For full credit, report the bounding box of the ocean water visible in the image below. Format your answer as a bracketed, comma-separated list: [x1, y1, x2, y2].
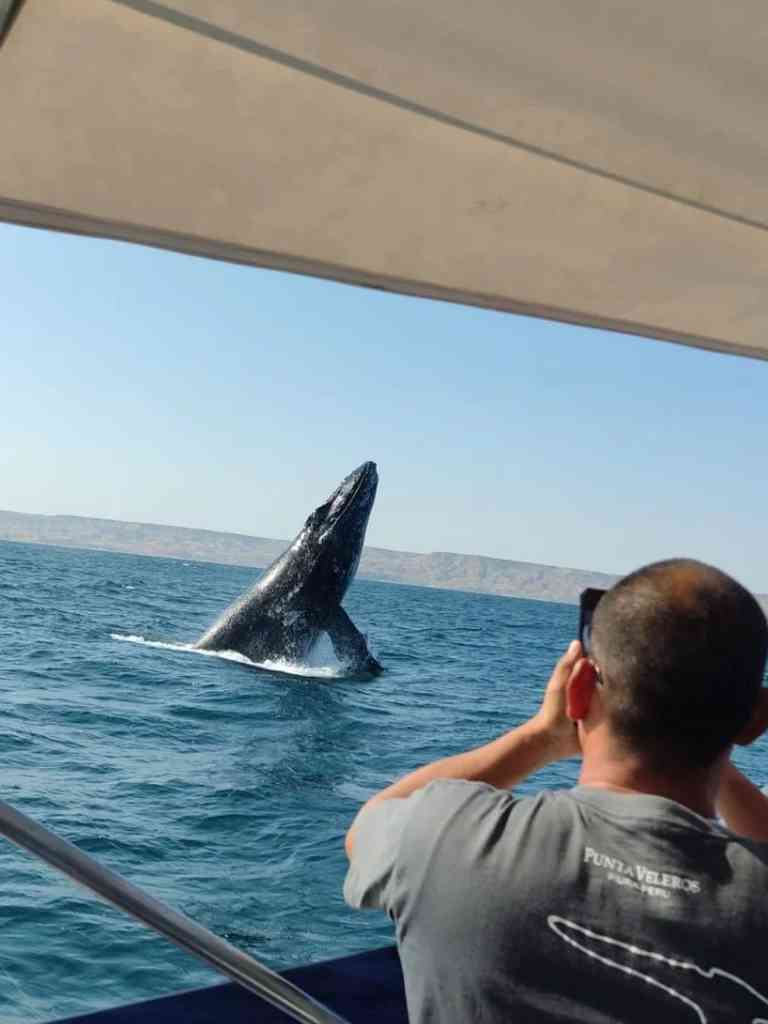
[0, 540, 766, 1023]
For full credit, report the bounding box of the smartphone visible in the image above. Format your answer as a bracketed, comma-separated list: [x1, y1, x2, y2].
[578, 588, 606, 656]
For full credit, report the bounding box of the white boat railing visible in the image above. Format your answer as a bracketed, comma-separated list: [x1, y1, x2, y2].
[0, 798, 351, 1024]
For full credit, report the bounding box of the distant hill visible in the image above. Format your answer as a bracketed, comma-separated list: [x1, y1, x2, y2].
[0, 509, 761, 608]
[358, 547, 617, 604]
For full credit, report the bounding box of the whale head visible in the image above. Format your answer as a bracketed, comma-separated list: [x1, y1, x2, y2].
[300, 460, 378, 603]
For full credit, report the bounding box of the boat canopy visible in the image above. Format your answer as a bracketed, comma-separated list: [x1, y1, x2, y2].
[2, 0, 767, 360]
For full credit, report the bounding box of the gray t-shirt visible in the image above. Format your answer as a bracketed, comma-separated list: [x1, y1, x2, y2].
[344, 780, 768, 1022]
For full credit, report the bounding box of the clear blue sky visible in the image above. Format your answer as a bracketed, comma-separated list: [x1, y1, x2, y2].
[3, 222, 767, 590]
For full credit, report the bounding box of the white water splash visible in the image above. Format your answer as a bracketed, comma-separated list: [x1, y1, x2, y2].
[110, 633, 346, 678]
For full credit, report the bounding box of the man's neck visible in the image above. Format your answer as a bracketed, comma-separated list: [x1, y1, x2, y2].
[578, 751, 722, 819]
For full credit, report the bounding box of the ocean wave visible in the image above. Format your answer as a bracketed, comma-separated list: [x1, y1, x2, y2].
[110, 633, 346, 679]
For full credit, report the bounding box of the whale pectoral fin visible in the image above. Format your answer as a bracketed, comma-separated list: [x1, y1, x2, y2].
[326, 606, 382, 675]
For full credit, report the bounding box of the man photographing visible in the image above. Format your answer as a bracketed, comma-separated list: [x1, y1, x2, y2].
[344, 558, 768, 1022]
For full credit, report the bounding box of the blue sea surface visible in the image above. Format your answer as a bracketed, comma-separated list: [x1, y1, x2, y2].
[0, 539, 766, 1023]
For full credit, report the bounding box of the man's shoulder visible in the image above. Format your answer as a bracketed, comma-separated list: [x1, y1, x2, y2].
[351, 780, 577, 862]
[401, 778, 579, 834]
[415, 777, 574, 807]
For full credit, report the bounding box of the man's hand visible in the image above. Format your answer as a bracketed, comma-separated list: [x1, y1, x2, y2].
[529, 640, 583, 762]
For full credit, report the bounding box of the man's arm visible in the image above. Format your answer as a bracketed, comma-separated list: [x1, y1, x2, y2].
[345, 641, 583, 858]
[716, 761, 768, 841]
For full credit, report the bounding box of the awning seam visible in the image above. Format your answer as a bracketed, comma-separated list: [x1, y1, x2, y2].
[2, 193, 764, 363]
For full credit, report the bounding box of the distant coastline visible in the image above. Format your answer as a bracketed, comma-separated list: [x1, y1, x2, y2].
[1, 509, 763, 609]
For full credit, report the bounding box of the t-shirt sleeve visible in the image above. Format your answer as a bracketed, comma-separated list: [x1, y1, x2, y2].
[343, 780, 513, 914]
[343, 797, 417, 912]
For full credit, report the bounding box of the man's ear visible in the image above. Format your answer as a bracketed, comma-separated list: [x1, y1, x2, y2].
[734, 689, 768, 746]
[566, 658, 600, 721]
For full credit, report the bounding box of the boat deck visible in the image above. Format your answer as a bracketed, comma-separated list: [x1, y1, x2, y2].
[54, 946, 407, 1023]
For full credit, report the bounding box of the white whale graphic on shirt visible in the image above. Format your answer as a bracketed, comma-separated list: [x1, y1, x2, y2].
[548, 915, 768, 1023]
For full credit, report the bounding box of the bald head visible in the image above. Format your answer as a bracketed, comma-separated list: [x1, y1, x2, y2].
[590, 559, 768, 770]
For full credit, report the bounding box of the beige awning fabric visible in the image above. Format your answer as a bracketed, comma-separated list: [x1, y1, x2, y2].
[2, 0, 768, 359]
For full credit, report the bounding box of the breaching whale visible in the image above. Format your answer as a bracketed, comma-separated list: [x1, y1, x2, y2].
[195, 461, 382, 675]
